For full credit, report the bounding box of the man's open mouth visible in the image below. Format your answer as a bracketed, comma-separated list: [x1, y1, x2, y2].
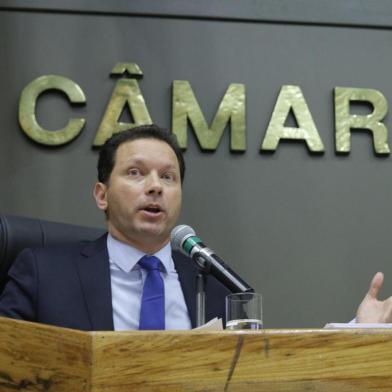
[142, 205, 162, 214]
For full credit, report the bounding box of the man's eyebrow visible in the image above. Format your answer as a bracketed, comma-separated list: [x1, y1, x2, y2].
[123, 158, 178, 170]
[122, 157, 149, 165]
[161, 164, 178, 170]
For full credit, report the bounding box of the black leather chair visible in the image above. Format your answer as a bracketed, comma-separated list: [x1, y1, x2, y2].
[0, 214, 105, 293]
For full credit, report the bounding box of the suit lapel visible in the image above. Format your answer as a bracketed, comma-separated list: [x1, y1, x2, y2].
[173, 251, 198, 328]
[76, 234, 114, 331]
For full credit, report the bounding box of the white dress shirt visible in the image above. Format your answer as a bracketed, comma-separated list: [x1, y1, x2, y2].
[107, 233, 192, 331]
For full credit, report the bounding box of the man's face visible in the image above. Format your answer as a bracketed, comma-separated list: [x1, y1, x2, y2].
[94, 138, 182, 253]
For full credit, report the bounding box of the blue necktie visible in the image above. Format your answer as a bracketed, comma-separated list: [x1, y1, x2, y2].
[138, 255, 165, 330]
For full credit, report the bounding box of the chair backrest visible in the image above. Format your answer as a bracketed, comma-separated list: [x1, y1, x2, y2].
[0, 214, 105, 293]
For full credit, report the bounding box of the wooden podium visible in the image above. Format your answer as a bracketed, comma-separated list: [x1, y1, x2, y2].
[0, 316, 391, 391]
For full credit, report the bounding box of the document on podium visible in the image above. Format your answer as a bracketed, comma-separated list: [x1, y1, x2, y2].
[193, 317, 224, 331]
[325, 323, 392, 329]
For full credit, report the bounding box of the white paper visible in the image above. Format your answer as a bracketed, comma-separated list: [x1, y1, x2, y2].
[193, 317, 223, 331]
[324, 323, 392, 329]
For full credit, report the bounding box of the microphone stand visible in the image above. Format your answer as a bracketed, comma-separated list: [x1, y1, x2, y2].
[196, 272, 207, 327]
[194, 255, 210, 327]
[192, 249, 254, 327]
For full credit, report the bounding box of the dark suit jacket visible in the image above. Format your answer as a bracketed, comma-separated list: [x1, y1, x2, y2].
[0, 234, 230, 330]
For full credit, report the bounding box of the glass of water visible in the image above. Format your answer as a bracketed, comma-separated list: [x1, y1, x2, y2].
[225, 292, 263, 330]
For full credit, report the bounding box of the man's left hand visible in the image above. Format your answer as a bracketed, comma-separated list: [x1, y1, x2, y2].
[356, 272, 392, 323]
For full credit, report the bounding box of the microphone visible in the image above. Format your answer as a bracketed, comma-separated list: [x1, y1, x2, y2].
[171, 225, 254, 293]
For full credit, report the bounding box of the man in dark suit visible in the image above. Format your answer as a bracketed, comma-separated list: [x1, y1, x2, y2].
[0, 125, 230, 331]
[3, 124, 388, 329]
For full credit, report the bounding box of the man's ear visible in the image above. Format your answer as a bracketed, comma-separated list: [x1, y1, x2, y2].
[93, 182, 108, 211]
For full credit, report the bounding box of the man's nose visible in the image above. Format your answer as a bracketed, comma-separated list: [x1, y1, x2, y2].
[146, 172, 163, 195]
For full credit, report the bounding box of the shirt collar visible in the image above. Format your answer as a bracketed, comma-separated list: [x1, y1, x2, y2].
[107, 233, 174, 273]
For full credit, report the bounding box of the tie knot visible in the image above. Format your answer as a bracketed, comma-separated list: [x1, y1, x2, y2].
[138, 255, 161, 271]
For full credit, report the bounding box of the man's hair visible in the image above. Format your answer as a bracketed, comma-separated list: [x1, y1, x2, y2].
[97, 124, 185, 184]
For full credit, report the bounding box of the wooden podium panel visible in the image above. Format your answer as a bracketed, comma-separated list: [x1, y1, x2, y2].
[92, 328, 392, 391]
[0, 317, 392, 391]
[0, 317, 91, 391]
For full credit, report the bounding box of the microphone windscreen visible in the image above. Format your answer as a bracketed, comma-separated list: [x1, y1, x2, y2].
[170, 225, 196, 251]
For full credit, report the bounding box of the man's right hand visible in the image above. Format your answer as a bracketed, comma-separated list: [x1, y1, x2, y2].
[356, 272, 392, 323]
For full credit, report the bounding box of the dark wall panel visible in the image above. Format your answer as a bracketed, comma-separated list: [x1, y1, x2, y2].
[1, 2, 392, 327]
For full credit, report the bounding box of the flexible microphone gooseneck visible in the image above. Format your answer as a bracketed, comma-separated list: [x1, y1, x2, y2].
[171, 225, 254, 293]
